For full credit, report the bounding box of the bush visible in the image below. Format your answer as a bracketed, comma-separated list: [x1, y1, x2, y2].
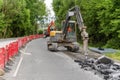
[105, 51, 120, 61]
[38, 29, 43, 34]
[104, 38, 120, 49]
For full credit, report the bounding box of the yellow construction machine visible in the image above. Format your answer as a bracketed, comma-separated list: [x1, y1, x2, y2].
[47, 6, 88, 56]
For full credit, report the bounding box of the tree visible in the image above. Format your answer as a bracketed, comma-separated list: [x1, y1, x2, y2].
[52, 0, 75, 28]
[25, 0, 46, 34]
[0, 0, 5, 38]
[52, 0, 120, 49]
[0, 0, 47, 38]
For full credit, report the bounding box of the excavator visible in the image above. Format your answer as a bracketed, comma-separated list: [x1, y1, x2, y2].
[47, 6, 89, 56]
[44, 21, 55, 37]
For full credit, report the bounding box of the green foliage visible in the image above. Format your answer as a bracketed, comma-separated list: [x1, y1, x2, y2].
[52, 0, 75, 28]
[0, 0, 46, 38]
[25, 0, 46, 34]
[105, 51, 120, 61]
[104, 38, 120, 49]
[38, 29, 43, 34]
[52, 0, 120, 49]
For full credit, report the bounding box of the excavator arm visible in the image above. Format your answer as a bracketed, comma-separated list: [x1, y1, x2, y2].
[47, 21, 55, 35]
[63, 6, 89, 57]
[44, 21, 55, 37]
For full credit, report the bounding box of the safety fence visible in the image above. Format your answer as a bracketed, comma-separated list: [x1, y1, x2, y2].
[0, 34, 44, 75]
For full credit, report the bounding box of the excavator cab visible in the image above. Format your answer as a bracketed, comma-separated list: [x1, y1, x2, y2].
[65, 21, 77, 42]
[61, 20, 77, 42]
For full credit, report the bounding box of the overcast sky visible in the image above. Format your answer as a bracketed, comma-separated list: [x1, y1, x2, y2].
[44, 0, 55, 17]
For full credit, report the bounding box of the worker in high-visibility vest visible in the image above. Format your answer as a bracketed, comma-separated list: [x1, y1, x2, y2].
[67, 26, 72, 32]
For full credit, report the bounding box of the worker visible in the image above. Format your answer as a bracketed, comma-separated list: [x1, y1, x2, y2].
[67, 26, 72, 32]
[67, 26, 73, 38]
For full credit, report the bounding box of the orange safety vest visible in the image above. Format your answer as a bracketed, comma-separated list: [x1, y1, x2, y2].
[67, 27, 72, 32]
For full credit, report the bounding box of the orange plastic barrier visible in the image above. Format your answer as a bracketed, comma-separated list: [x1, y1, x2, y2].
[0, 48, 5, 69]
[0, 34, 43, 72]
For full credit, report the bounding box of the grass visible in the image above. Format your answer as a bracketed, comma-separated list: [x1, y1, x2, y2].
[105, 51, 120, 61]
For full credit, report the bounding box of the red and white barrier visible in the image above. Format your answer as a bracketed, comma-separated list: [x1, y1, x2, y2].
[0, 48, 5, 69]
[0, 34, 43, 75]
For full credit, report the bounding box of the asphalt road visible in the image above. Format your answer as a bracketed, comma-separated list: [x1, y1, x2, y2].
[3, 38, 103, 80]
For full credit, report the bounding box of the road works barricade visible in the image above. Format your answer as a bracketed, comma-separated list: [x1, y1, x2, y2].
[0, 34, 43, 76]
[0, 48, 5, 69]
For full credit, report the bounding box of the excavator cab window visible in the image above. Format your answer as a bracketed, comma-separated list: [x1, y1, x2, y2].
[50, 26, 54, 31]
[66, 21, 76, 41]
[62, 20, 77, 42]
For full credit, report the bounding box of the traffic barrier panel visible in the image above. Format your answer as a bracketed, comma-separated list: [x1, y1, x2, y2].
[7, 43, 12, 60]
[6, 41, 18, 61]
[18, 38, 22, 49]
[5, 45, 9, 64]
[0, 41, 12, 65]
[0, 48, 5, 69]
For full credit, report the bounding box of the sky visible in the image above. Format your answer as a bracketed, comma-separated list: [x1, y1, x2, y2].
[44, 0, 55, 18]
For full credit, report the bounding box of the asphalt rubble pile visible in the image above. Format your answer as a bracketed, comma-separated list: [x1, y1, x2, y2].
[74, 56, 120, 80]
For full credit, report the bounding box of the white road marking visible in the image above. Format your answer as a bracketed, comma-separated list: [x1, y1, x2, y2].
[13, 56, 23, 77]
[19, 50, 24, 53]
[24, 52, 31, 55]
[13, 45, 29, 77]
[24, 46, 27, 51]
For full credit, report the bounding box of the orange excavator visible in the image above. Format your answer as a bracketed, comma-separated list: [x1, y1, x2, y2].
[44, 21, 55, 37]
